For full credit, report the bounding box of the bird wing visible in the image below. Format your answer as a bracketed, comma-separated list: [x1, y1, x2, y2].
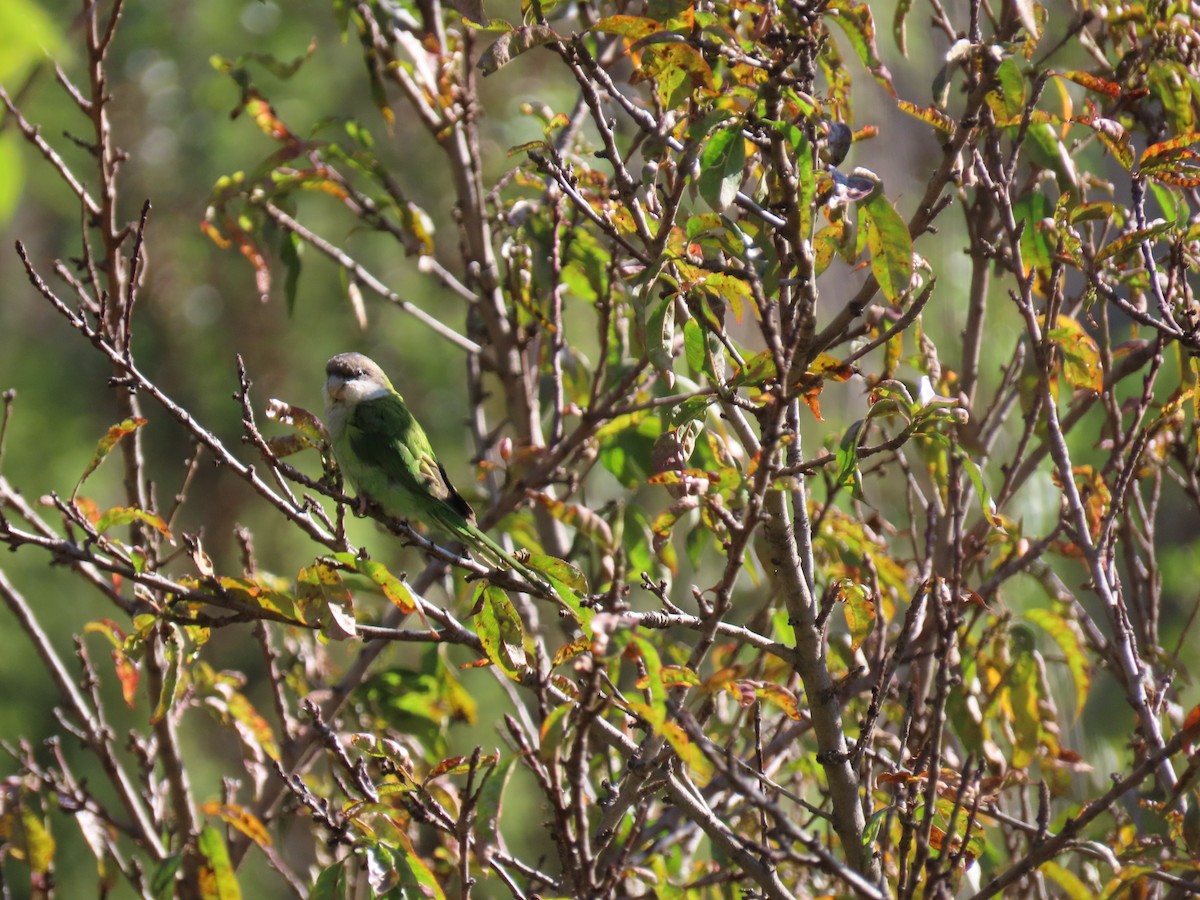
[347, 393, 475, 522]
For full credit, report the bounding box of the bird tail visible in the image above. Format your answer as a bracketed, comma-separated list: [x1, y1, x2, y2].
[462, 520, 553, 594]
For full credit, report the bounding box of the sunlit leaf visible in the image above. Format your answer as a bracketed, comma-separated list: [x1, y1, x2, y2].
[958, 452, 1002, 527]
[896, 100, 956, 134]
[1044, 314, 1102, 393]
[860, 192, 913, 303]
[989, 58, 1026, 120]
[1025, 608, 1090, 721]
[73, 418, 147, 501]
[372, 832, 447, 899]
[835, 419, 866, 499]
[592, 14, 662, 40]
[150, 624, 182, 725]
[528, 554, 589, 593]
[749, 681, 804, 720]
[825, 0, 896, 96]
[18, 802, 55, 876]
[1013, 192, 1053, 287]
[197, 825, 242, 900]
[836, 579, 876, 651]
[1093, 221, 1173, 265]
[699, 126, 746, 212]
[475, 584, 530, 680]
[94, 506, 174, 542]
[1056, 70, 1122, 99]
[1040, 861, 1092, 900]
[1005, 626, 1040, 770]
[637, 664, 700, 690]
[298, 564, 357, 639]
[332, 552, 415, 614]
[200, 803, 272, 850]
[552, 635, 591, 668]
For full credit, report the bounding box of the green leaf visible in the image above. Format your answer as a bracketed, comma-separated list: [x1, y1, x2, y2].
[825, 0, 896, 96]
[836, 579, 876, 651]
[597, 410, 661, 487]
[73, 417, 148, 501]
[990, 57, 1027, 120]
[1006, 626, 1040, 770]
[1094, 221, 1174, 266]
[0, 134, 24, 230]
[638, 42, 714, 107]
[0, 0, 66, 84]
[332, 552, 416, 614]
[150, 624, 182, 725]
[701, 271, 751, 323]
[210, 42, 316, 81]
[475, 585, 530, 680]
[94, 506, 174, 542]
[835, 419, 866, 499]
[860, 192, 913, 303]
[197, 825, 242, 900]
[699, 126, 746, 212]
[1024, 122, 1079, 194]
[1025, 608, 1090, 722]
[629, 700, 714, 786]
[646, 293, 677, 381]
[18, 802, 55, 876]
[592, 15, 662, 40]
[373, 834, 447, 900]
[750, 681, 804, 720]
[683, 316, 708, 375]
[528, 553, 588, 593]
[476, 756, 519, 857]
[152, 854, 186, 899]
[896, 100, 956, 134]
[892, 0, 911, 55]
[1138, 131, 1200, 169]
[957, 452, 1002, 527]
[1040, 861, 1092, 900]
[1045, 314, 1102, 393]
[1013, 192, 1053, 285]
[279, 228, 301, 315]
[297, 563, 357, 640]
[630, 635, 667, 708]
[311, 861, 348, 900]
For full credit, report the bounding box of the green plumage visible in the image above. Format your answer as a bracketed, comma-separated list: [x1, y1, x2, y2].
[324, 353, 545, 592]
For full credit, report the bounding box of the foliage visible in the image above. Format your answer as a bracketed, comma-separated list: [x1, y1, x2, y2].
[3, 0, 1200, 897]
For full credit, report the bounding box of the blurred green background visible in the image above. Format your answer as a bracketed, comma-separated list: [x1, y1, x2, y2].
[3, 0, 1200, 894]
[0, 1, 544, 893]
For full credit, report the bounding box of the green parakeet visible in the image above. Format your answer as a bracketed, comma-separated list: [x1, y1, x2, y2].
[324, 352, 546, 592]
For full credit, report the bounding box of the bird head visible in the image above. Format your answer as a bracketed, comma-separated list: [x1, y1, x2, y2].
[324, 352, 395, 414]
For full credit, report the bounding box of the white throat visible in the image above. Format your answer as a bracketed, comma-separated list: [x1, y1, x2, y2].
[324, 378, 391, 436]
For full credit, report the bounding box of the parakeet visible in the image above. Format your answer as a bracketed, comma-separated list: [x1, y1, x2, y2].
[323, 352, 546, 592]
